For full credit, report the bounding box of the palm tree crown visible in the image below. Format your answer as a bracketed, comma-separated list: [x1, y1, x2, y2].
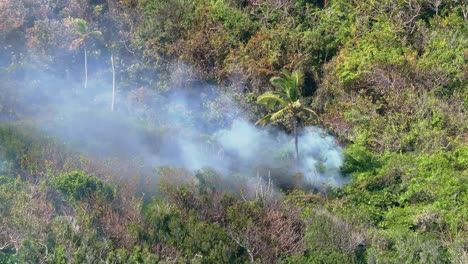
[70, 19, 101, 50]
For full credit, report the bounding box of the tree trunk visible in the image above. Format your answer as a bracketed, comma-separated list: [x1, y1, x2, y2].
[84, 44, 88, 89]
[293, 117, 299, 164]
[111, 54, 115, 112]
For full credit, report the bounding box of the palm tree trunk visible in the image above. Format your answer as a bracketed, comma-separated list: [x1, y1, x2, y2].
[84, 44, 88, 89]
[111, 54, 115, 112]
[293, 117, 299, 164]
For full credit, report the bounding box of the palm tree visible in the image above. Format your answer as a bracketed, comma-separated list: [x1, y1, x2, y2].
[256, 70, 317, 162]
[70, 19, 101, 89]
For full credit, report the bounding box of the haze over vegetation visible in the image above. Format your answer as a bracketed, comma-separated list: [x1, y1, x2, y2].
[0, 0, 466, 263]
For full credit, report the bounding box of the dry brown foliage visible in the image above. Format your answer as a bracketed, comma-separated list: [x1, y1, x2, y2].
[229, 201, 306, 263]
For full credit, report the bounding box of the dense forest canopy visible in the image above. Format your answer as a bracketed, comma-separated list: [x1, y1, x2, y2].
[0, 0, 466, 263]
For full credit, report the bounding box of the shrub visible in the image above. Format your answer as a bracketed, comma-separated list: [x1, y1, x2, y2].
[52, 171, 114, 201]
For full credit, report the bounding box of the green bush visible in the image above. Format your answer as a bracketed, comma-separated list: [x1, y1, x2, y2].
[142, 198, 242, 263]
[52, 171, 114, 201]
[341, 144, 381, 174]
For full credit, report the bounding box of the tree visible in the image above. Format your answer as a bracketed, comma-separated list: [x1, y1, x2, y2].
[0, 0, 25, 33]
[70, 19, 101, 89]
[110, 54, 116, 111]
[256, 70, 317, 162]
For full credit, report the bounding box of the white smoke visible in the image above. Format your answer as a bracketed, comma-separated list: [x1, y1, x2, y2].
[0, 58, 349, 191]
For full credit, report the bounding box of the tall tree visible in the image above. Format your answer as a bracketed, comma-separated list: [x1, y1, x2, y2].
[256, 70, 317, 162]
[70, 19, 101, 89]
[110, 54, 116, 111]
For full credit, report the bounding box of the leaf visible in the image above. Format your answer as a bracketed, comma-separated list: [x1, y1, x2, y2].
[269, 69, 303, 102]
[255, 113, 274, 126]
[302, 107, 317, 117]
[302, 107, 320, 122]
[257, 92, 287, 110]
[89, 30, 102, 37]
[74, 19, 88, 35]
[270, 108, 288, 121]
[270, 76, 287, 92]
[70, 37, 84, 50]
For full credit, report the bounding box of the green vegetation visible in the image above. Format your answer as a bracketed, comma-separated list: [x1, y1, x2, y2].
[0, 0, 466, 263]
[52, 171, 114, 202]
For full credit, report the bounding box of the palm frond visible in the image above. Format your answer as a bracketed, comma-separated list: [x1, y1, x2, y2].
[270, 69, 304, 102]
[89, 30, 102, 37]
[270, 107, 288, 120]
[258, 69, 309, 129]
[74, 19, 88, 35]
[70, 37, 85, 50]
[257, 92, 287, 109]
[302, 107, 318, 118]
[270, 76, 287, 93]
[290, 70, 303, 101]
[255, 113, 274, 126]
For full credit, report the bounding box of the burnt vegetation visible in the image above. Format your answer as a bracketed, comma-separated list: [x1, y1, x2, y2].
[0, 0, 467, 263]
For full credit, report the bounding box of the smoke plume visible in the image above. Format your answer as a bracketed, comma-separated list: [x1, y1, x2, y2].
[0, 57, 348, 191]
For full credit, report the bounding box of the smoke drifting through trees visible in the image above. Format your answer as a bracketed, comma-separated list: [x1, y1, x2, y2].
[0, 57, 347, 191]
